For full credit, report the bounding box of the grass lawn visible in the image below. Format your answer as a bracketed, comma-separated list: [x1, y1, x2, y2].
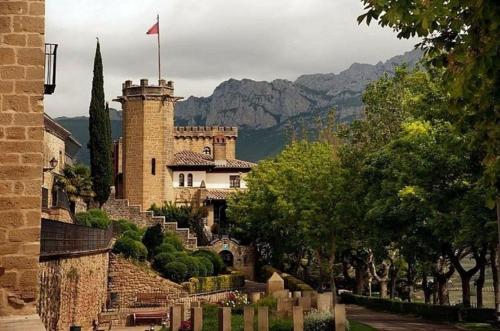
[349, 320, 378, 331]
[457, 323, 499, 331]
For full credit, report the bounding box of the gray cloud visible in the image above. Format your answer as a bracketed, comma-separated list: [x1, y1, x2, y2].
[44, 0, 418, 117]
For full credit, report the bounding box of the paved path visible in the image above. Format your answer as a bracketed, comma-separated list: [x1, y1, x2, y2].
[347, 305, 463, 331]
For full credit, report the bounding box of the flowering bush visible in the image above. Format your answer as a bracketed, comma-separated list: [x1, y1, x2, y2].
[218, 290, 249, 310]
[304, 309, 334, 331]
[179, 320, 192, 331]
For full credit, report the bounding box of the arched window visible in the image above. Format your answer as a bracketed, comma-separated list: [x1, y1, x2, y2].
[151, 158, 156, 175]
[187, 173, 193, 187]
[203, 146, 211, 155]
[179, 174, 184, 187]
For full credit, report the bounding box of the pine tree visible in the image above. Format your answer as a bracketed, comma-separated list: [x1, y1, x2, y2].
[88, 39, 112, 206]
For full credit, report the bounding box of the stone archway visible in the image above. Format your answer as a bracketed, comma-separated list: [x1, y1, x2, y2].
[219, 250, 234, 267]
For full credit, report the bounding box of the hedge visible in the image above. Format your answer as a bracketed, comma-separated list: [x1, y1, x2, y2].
[183, 274, 245, 294]
[261, 265, 314, 293]
[340, 293, 495, 323]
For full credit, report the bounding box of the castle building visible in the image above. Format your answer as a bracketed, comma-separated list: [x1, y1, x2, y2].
[113, 78, 255, 233]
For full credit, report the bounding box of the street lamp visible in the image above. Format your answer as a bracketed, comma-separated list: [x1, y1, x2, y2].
[43, 157, 58, 172]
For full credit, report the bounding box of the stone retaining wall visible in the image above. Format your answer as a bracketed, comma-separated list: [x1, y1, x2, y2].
[38, 251, 109, 331]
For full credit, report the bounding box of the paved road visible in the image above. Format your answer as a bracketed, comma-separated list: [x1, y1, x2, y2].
[347, 305, 464, 331]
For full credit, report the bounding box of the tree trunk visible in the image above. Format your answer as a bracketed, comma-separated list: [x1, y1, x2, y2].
[368, 252, 390, 299]
[354, 264, 367, 295]
[422, 274, 432, 304]
[329, 239, 337, 311]
[389, 265, 399, 299]
[491, 245, 500, 319]
[461, 276, 472, 307]
[476, 260, 485, 308]
[437, 277, 449, 305]
[380, 280, 388, 299]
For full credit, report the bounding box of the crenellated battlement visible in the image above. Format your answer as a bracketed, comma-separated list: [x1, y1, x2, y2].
[116, 78, 179, 99]
[174, 126, 238, 138]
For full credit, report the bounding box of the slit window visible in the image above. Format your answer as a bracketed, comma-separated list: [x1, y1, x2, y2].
[151, 158, 156, 175]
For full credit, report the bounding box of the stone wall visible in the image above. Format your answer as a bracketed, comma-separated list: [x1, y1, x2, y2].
[205, 238, 256, 280]
[38, 251, 109, 331]
[0, 0, 46, 317]
[108, 254, 187, 309]
[173, 126, 237, 159]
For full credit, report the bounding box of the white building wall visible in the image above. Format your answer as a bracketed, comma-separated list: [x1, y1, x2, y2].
[172, 170, 248, 189]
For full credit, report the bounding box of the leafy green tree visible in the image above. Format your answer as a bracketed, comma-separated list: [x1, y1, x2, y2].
[88, 40, 112, 206]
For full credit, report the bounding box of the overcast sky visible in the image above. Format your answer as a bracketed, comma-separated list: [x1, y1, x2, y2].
[44, 0, 417, 118]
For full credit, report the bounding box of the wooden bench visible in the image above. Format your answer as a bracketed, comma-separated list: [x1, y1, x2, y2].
[134, 292, 169, 307]
[132, 311, 168, 326]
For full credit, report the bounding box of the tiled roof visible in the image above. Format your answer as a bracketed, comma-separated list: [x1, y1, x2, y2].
[169, 150, 255, 169]
[206, 189, 239, 200]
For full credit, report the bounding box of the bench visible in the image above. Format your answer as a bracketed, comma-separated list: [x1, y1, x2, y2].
[132, 311, 168, 326]
[134, 292, 169, 307]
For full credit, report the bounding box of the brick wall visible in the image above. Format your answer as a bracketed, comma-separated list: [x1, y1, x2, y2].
[38, 252, 109, 330]
[0, 0, 45, 317]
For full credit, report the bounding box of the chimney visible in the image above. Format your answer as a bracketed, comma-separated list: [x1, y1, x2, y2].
[213, 134, 226, 165]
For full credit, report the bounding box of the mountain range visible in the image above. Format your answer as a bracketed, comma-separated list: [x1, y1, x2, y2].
[55, 49, 422, 164]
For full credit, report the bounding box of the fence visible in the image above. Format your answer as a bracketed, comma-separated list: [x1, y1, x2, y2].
[40, 218, 113, 258]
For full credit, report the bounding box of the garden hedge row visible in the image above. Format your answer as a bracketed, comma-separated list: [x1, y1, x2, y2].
[261, 265, 314, 293]
[340, 293, 495, 323]
[183, 273, 245, 294]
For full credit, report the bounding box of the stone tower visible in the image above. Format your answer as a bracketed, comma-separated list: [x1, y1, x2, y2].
[115, 79, 181, 210]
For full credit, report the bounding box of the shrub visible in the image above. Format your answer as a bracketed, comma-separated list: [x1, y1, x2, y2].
[163, 261, 188, 283]
[185, 273, 245, 294]
[177, 256, 199, 279]
[197, 257, 214, 276]
[254, 295, 277, 311]
[195, 259, 207, 277]
[114, 219, 141, 234]
[304, 310, 334, 331]
[269, 318, 293, 331]
[75, 209, 110, 229]
[113, 237, 148, 261]
[164, 232, 184, 251]
[153, 252, 176, 272]
[156, 242, 177, 254]
[122, 229, 141, 241]
[192, 249, 225, 275]
[142, 224, 164, 259]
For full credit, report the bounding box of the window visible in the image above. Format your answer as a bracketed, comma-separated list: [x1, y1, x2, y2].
[203, 146, 211, 155]
[151, 158, 156, 175]
[179, 174, 184, 187]
[187, 173, 193, 187]
[229, 175, 240, 188]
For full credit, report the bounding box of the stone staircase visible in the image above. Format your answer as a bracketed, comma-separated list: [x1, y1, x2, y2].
[103, 189, 198, 250]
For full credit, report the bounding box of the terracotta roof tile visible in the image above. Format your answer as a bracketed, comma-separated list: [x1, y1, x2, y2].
[206, 189, 239, 200]
[169, 150, 255, 169]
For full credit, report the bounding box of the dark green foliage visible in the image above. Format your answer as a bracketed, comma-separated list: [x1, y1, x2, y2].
[192, 250, 225, 275]
[75, 208, 110, 229]
[54, 163, 94, 207]
[163, 262, 188, 283]
[269, 318, 293, 331]
[303, 310, 334, 331]
[197, 257, 214, 276]
[114, 219, 142, 235]
[142, 224, 164, 259]
[88, 40, 112, 206]
[340, 293, 496, 323]
[152, 252, 176, 273]
[184, 274, 246, 293]
[176, 256, 199, 279]
[156, 242, 176, 254]
[195, 259, 207, 277]
[163, 231, 184, 251]
[113, 236, 148, 261]
[260, 266, 314, 292]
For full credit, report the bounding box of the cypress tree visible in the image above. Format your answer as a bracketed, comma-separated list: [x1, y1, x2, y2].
[88, 39, 112, 206]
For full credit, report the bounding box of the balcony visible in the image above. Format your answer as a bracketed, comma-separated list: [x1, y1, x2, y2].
[44, 43, 58, 94]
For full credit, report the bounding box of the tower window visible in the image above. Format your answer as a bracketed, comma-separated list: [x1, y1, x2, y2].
[179, 174, 184, 187]
[151, 158, 156, 175]
[230, 175, 240, 188]
[187, 173, 193, 187]
[203, 146, 211, 155]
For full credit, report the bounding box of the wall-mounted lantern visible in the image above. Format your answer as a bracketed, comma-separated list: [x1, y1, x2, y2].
[43, 157, 58, 172]
[44, 43, 58, 94]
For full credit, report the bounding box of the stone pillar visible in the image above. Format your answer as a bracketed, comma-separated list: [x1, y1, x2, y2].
[334, 304, 346, 331]
[297, 296, 311, 311]
[244, 306, 254, 331]
[316, 293, 332, 312]
[257, 306, 268, 331]
[218, 307, 231, 331]
[0, 0, 45, 325]
[266, 272, 284, 295]
[249, 292, 261, 303]
[292, 306, 303, 331]
[191, 306, 203, 331]
[170, 305, 182, 331]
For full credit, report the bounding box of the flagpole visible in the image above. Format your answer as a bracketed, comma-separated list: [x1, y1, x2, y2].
[157, 14, 161, 82]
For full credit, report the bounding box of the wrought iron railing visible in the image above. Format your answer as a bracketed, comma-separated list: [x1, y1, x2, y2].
[44, 43, 58, 94]
[40, 219, 113, 257]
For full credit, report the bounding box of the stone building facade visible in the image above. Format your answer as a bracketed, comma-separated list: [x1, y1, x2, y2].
[0, 0, 46, 324]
